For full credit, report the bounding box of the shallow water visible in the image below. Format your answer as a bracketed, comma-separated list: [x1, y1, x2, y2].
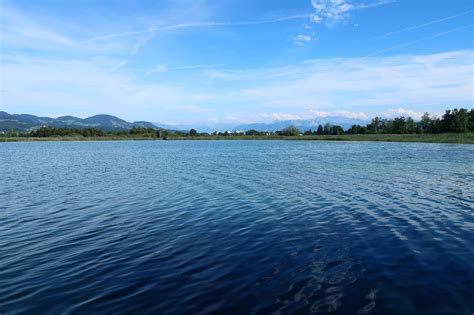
[1, 140, 473, 314]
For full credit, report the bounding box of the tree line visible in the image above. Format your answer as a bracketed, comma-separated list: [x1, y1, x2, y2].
[347, 108, 474, 135]
[283, 108, 474, 136]
[1, 107, 472, 138]
[4, 126, 161, 138]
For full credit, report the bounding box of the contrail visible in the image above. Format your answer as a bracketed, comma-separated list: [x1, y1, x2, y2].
[86, 14, 311, 42]
[365, 10, 474, 41]
[365, 24, 473, 57]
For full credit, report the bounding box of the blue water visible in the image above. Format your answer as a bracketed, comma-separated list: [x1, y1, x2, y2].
[1, 140, 473, 315]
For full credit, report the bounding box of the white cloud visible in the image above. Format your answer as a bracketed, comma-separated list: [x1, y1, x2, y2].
[178, 105, 213, 113]
[382, 108, 425, 119]
[0, 4, 146, 55]
[223, 50, 473, 116]
[85, 15, 311, 43]
[310, 15, 323, 24]
[2, 51, 472, 123]
[204, 69, 243, 80]
[310, 109, 368, 120]
[292, 34, 313, 45]
[311, 0, 353, 25]
[310, 0, 393, 26]
[147, 64, 224, 74]
[225, 115, 240, 122]
[1, 3, 309, 56]
[130, 32, 156, 54]
[0, 5, 77, 51]
[0, 55, 215, 121]
[147, 65, 168, 74]
[260, 113, 301, 121]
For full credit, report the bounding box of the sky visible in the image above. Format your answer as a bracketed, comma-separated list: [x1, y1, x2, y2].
[0, 0, 473, 125]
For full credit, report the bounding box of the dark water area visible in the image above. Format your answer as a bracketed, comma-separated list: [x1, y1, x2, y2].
[1, 140, 473, 315]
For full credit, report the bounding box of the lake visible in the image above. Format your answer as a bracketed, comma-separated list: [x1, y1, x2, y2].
[1, 140, 473, 314]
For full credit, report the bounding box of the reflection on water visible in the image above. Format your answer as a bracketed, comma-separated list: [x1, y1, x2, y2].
[0, 140, 473, 314]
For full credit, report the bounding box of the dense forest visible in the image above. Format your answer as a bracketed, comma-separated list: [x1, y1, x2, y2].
[1, 108, 473, 138]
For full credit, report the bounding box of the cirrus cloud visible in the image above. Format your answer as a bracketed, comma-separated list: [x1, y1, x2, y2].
[310, 0, 394, 26]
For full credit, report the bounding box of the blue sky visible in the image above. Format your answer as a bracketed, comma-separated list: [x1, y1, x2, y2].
[1, 0, 473, 125]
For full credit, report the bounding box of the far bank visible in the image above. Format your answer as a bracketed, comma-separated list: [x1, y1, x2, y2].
[1, 133, 473, 144]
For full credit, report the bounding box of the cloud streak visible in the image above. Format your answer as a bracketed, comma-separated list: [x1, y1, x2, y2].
[0, 5, 77, 51]
[366, 10, 474, 41]
[86, 14, 311, 42]
[366, 24, 474, 57]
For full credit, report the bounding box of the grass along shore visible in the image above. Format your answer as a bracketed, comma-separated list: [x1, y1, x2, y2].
[1, 133, 473, 144]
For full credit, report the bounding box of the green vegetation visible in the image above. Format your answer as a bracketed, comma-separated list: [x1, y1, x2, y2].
[163, 133, 474, 144]
[348, 108, 473, 134]
[2, 133, 473, 143]
[2, 126, 161, 138]
[1, 108, 473, 144]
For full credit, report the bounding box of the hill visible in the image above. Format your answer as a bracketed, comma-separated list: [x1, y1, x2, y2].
[0, 111, 158, 132]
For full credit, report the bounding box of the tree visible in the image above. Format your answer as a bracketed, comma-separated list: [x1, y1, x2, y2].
[441, 110, 455, 132]
[7, 128, 18, 137]
[468, 109, 474, 132]
[391, 117, 406, 134]
[441, 108, 469, 133]
[157, 129, 170, 137]
[368, 117, 383, 133]
[189, 128, 197, 136]
[453, 108, 469, 132]
[405, 117, 415, 134]
[420, 113, 431, 133]
[330, 125, 344, 135]
[322, 123, 329, 135]
[245, 129, 259, 136]
[430, 116, 442, 133]
[316, 125, 324, 135]
[347, 124, 366, 134]
[281, 126, 300, 136]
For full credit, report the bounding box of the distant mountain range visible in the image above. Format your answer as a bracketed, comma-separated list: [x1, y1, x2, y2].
[1, 111, 369, 133]
[153, 117, 369, 133]
[233, 117, 369, 132]
[152, 122, 237, 133]
[0, 111, 157, 132]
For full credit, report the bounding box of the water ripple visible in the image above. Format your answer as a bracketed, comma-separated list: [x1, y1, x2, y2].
[0, 141, 473, 314]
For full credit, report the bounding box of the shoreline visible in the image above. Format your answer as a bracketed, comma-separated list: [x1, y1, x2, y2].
[1, 133, 473, 144]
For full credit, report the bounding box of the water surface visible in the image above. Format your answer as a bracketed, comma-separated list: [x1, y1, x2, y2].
[1, 141, 473, 314]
